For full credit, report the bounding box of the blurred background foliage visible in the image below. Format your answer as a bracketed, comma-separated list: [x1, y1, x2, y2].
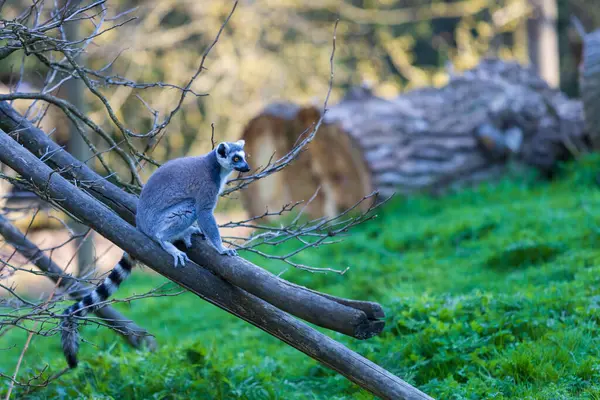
[0, 0, 598, 172]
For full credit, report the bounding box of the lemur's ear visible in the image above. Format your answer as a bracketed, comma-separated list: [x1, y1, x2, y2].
[236, 140, 245, 148]
[217, 142, 228, 158]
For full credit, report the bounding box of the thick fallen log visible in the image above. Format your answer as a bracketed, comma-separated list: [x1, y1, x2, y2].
[0, 129, 433, 400]
[0, 101, 384, 340]
[577, 21, 600, 149]
[241, 104, 374, 219]
[240, 59, 590, 219]
[0, 214, 157, 350]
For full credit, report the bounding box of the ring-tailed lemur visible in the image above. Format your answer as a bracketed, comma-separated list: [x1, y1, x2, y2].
[60, 140, 250, 368]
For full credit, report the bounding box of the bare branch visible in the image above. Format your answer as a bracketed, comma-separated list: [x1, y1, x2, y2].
[0, 213, 157, 348]
[223, 19, 339, 195]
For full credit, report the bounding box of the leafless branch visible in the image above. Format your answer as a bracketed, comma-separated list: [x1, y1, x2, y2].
[222, 19, 340, 196]
[0, 2, 403, 397]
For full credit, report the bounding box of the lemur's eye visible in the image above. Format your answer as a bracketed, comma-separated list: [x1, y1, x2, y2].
[233, 156, 240, 163]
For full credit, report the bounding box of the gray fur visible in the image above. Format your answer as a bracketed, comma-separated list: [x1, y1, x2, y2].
[59, 141, 248, 368]
[136, 140, 249, 265]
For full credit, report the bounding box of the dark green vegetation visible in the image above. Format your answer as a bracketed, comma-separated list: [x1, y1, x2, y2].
[3, 156, 600, 399]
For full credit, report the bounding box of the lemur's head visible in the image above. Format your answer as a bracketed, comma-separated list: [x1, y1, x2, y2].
[216, 140, 250, 173]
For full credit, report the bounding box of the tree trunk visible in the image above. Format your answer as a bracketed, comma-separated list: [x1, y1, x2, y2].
[240, 59, 589, 219]
[64, 16, 96, 278]
[527, 0, 560, 87]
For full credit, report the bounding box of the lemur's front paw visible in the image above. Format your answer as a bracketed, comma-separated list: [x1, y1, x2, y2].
[218, 247, 238, 257]
[171, 249, 190, 267]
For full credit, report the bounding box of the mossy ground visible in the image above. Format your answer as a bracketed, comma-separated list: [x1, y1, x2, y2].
[3, 156, 600, 399]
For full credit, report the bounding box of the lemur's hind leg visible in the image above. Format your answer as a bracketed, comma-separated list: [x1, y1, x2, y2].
[153, 200, 197, 267]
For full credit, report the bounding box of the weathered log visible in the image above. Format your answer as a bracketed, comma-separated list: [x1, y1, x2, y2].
[0, 101, 384, 340]
[0, 129, 433, 400]
[0, 214, 157, 350]
[240, 59, 590, 219]
[242, 102, 374, 219]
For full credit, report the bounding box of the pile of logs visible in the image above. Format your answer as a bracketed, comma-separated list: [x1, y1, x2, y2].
[240, 59, 596, 219]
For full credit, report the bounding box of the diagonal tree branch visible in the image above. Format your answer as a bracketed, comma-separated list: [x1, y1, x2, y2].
[0, 101, 138, 223]
[0, 128, 433, 400]
[0, 101, 385, 339]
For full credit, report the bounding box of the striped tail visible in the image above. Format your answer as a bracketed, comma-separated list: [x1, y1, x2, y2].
[60, 253, 135, 368]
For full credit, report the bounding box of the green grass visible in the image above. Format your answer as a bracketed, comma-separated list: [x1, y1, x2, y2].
[3, 155, 600, 399]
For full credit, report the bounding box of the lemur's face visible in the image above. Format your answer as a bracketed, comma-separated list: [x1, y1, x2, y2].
[216, 140, 250, 173]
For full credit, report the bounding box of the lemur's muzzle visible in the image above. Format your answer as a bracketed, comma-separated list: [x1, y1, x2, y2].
[236, 162, 250, 173]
